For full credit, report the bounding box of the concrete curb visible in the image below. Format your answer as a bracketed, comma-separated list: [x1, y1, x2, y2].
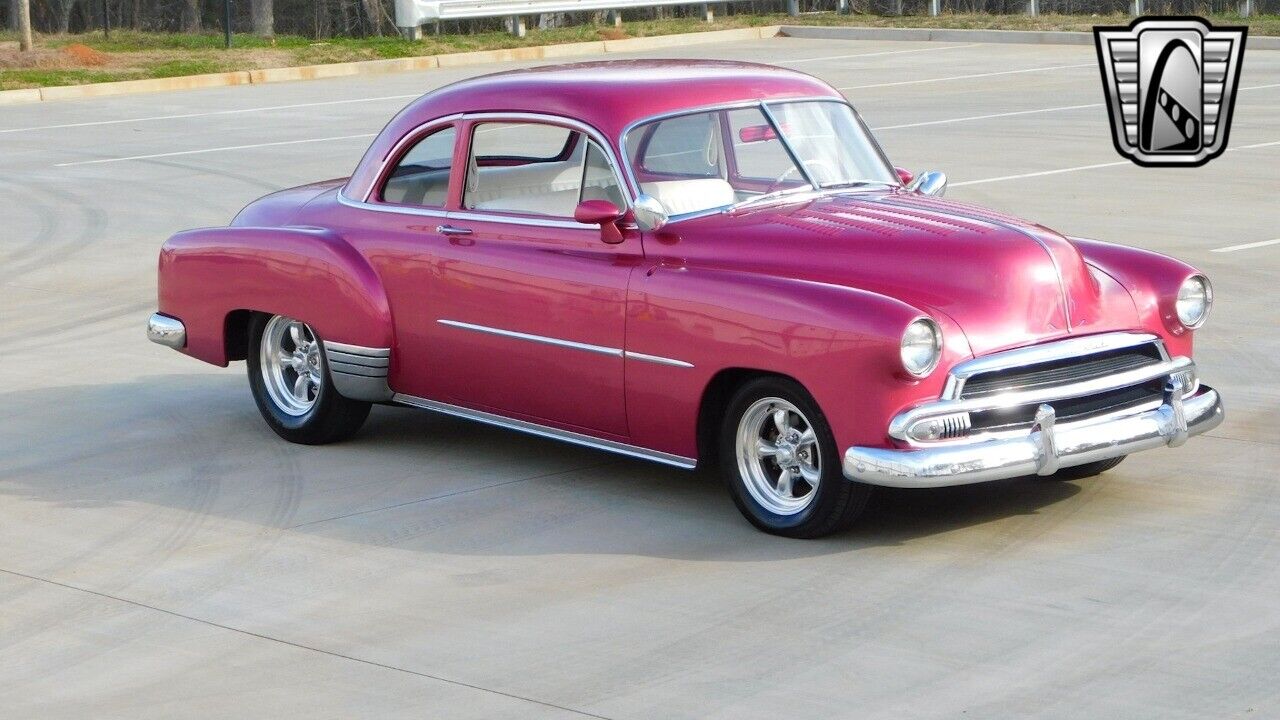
[778, 24, 1280, 50]
[0, 88, 43, 105]
[0, 25, 779, 107]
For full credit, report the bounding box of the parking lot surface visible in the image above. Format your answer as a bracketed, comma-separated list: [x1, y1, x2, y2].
[1, 34, 1277, 719]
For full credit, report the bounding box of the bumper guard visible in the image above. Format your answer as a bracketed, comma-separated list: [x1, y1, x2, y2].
[844, 380, 1223, 488]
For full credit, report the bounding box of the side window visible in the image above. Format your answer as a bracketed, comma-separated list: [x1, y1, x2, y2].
[466, 121, 614, 218]
[580, 141, 625, 208]
[629, 112, 722, 178]
[381, 125, 456, 207]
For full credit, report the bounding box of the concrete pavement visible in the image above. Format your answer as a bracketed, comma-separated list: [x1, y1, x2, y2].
[1, 35, 1278, 719]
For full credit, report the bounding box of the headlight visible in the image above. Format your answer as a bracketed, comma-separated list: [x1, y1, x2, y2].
[1176, 275, 1212, 329]
[901, 318, 942, 377]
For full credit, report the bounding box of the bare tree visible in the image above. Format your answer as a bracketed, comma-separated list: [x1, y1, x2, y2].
[251, 0, 273, 36]
[182, 0, 201, 32]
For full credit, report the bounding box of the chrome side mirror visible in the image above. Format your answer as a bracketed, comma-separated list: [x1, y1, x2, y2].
[632, 193, 669, 231]
[908, 171, 947, 197]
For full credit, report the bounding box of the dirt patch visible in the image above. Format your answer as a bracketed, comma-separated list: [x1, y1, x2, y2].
[63, 43, 110, 66]
[597, 28, 629, 41]
[0, 48, 74, 70]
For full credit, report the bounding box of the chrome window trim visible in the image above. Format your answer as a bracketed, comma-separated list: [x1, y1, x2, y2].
[437, 319, 692, 368]
[460, 112, 632, 220]
[619, 96, 896, 225]
[346, 112, 465, 205]
[448, 211, 589, 231]
[344, 112, 631, 233]
[392, 393, 697, 469]
[337, 191, 448, 218]
[758, 101, 819, 189]
[942, 332, 1165, 399]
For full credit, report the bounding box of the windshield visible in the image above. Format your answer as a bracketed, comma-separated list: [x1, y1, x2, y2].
[624, 100, 896, 218]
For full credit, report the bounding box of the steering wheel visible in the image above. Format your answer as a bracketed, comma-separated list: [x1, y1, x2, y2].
[765, 158, 839, 194]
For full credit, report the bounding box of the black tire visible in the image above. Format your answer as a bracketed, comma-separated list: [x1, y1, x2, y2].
[246, 313, 371, 445]
[1039, 456, 1125, 481]
[720, 376, 871, 538]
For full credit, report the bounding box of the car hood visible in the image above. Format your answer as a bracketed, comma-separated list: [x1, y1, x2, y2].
[673, 191, 1139, 356]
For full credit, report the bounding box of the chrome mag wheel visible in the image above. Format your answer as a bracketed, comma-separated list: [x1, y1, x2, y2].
[736, 397, 822, 516]
[259, 315, 323, 417]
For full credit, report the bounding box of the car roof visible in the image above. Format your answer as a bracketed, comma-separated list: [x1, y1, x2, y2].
[416, 60, 840, 133]
[345, 59, 843, 201]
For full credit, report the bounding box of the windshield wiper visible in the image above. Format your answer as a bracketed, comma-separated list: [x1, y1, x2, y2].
[817, 180, 893, 190]
[730, 186, 815, 211]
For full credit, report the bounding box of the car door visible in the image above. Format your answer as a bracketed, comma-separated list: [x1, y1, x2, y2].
[419, 116, 640, 437]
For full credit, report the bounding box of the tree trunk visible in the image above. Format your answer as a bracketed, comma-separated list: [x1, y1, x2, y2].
[182, 0, 200, 32]
[360, 0, 383, 35]
[250, 0, 272, 36]
[53, 0, 73, 33]
[16, 0, 32, 49]
[6, 0, 17, 30]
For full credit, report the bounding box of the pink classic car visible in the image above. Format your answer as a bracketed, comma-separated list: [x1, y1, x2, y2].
[149, 60, 1223, 537]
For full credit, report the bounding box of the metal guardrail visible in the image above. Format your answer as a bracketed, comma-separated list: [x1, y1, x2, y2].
[395, 0, 1259, 39]
[395, 0, 723, 37]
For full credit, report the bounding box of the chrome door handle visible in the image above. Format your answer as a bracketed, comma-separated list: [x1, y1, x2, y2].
[437, 225, 473, 236]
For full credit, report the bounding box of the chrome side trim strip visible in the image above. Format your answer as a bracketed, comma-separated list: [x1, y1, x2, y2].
[436, 319, 693, 368]
[943, 332, 1163, 399]
[147, 312, 186, 349]
[624, 351, 694, 368]
[392, 393, 697, 469]
[447, 210, 588, 231]
[437, 319, 621, 357]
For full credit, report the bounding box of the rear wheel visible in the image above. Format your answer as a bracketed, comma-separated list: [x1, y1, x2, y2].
[246, 313, 370, 445]
[720, 377, 871, 538]
[1040, 456, 1125, 481]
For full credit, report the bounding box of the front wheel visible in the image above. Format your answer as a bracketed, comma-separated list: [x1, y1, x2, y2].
[246, 313, 370, 445]
[720, 377, 871, 538]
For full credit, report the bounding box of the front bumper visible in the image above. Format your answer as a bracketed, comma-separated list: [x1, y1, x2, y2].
[844, 381, 1223, 488]
[147, 312, 186, 349]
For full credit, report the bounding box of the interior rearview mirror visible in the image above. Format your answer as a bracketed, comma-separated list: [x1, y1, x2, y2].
[908, 171, 947, 197]
[632, 194, 668, 232]
[574, 199, 626, 244]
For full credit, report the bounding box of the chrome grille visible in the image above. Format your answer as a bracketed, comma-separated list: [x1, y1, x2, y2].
[894, 333, 1187, 445]
[959, 343, 1165, 399]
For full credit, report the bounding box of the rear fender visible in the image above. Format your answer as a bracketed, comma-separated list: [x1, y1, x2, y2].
[157, 226, 393, 367]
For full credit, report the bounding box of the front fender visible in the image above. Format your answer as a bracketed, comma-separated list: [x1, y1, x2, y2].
[158, 226, 393, 366]
[626, 267, 971, 459]
[1069, 237, 1202, 358]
